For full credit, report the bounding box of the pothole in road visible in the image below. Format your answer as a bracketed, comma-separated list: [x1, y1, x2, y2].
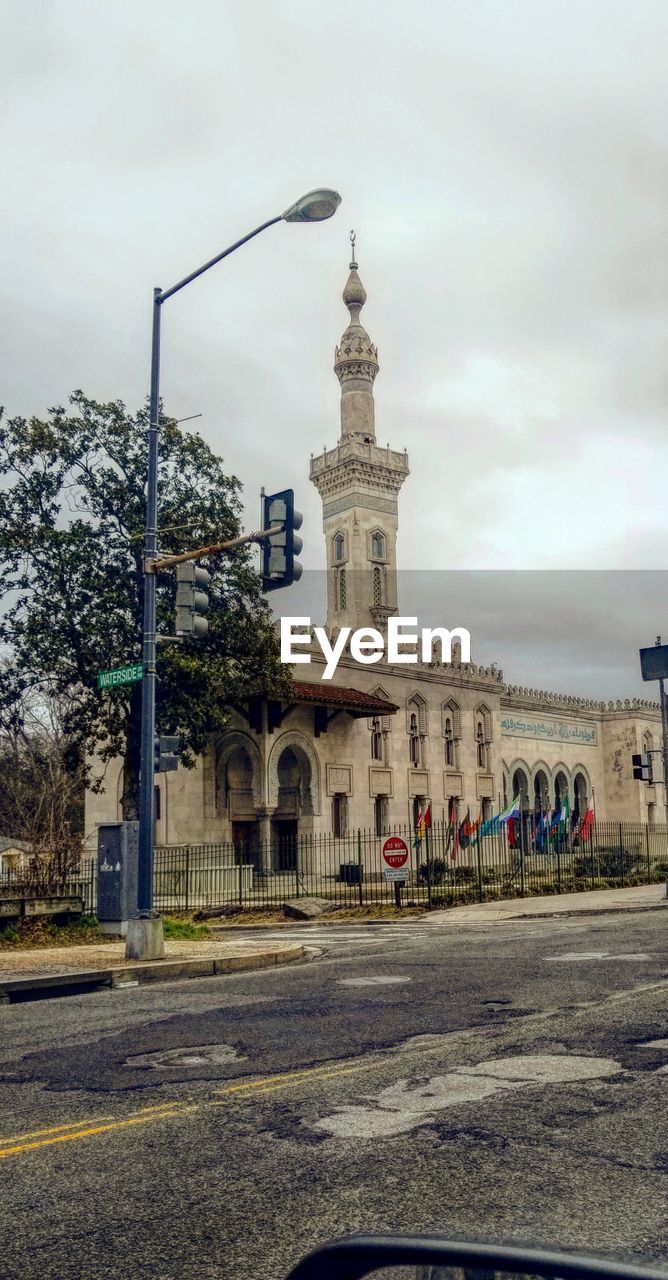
[544, 952, 652, 962]
[337, 976, 411, 987]
[308, 1053, 623, 1139]
[124, 1043, 246, 1070]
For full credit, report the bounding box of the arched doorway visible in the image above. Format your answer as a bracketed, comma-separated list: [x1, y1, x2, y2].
[554, 770, 569, 812]
[273, 747, 302, 870]
[572, 771, 589, 826]
[222, 743, 259, 865]
[533, 769, 549, 816]
[512, 767, 530, 810]
[511, 766, 530, 851]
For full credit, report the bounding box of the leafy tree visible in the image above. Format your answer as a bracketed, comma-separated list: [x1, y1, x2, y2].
[0, 391, 289, 820]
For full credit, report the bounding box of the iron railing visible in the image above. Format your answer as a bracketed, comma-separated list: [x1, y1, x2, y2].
[152, 818, 668, 911]
[1, 819, 666, 917]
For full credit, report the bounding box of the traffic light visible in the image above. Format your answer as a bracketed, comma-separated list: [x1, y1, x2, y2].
[632, 752, 653, 782]
[261, 488, 303, 592]
[175, 562, 210, 638]
[154, 735, 180, 773]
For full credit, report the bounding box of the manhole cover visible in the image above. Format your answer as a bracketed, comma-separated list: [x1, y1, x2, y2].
[125, 1043, 245, 1070]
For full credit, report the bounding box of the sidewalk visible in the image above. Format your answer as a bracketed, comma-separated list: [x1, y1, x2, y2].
[428, 882, 668, 925]
[0, 937, 305, 1004]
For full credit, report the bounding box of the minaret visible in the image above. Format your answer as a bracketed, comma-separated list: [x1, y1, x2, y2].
[310, 234, 410, 632]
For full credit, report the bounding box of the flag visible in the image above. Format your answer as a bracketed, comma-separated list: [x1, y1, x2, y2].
[551, 796, 570, 837]
[458, 809, 472, 850]
[413, 802, 432, 849]
[535, 810, 546, 850]
[478, 797, 519, 840]
[413, 805, 423, 850]
[478, 811, 500, 838]
[498, 794, 521, 823]
[581, 807, 595, 839]
[469, 812, 482, 845]
[575, 807, 595, 840]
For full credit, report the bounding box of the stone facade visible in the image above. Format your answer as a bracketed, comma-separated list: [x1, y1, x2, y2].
[85, 248, 665, 852]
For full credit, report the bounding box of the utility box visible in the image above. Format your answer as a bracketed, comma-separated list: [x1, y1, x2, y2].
[97, 822, 139, 936]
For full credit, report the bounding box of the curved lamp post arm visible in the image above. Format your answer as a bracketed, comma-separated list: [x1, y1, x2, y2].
[160, 215, 282, 304]
[133, 189, 340, 954]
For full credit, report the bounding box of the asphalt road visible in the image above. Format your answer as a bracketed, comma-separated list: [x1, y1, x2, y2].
[0, 911, 666, 1280]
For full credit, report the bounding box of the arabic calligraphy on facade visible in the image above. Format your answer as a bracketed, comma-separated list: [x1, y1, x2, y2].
[501, 716, 598, 745]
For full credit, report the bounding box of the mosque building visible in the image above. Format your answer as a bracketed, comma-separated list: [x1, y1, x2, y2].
[86, 244, 665, 861]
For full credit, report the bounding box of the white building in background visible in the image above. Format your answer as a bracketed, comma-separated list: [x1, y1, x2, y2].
[86, 247, 664, 863]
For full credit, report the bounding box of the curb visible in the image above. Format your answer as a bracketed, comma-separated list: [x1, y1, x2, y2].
[210, 917, 404, 932]
[207, 900, 668, 932]
[0, 944, 304, 1005]
[429, 901, 668, 925]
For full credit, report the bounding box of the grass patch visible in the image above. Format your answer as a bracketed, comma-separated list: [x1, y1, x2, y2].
[162, 915, 211, 941]
[0, 916, 106, 949]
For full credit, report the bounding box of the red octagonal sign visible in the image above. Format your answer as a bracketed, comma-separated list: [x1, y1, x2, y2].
[382, 835, 409, 869]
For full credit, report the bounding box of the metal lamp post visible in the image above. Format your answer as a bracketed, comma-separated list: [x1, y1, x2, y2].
[126, 189, 342, 961]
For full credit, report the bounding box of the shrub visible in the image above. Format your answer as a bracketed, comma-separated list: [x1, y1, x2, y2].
[418, 858, 448, 886]
[573, 847, 643, 880]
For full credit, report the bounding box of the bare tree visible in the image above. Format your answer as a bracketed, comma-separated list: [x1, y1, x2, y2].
[0, 667, 85, 893]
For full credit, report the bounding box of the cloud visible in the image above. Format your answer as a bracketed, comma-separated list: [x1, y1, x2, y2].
[2, 0, 667, 695]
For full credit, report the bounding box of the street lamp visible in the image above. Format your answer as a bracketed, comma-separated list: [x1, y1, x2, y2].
[126, 189, 341, 961]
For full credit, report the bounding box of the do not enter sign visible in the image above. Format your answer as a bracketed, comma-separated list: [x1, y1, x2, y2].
[382, 835, 409, 881]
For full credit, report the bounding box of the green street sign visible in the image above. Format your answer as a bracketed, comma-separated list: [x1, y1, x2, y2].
[97, 662, 144, 691]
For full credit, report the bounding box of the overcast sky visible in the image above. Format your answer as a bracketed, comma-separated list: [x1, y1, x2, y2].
[2, 0, 668, 697]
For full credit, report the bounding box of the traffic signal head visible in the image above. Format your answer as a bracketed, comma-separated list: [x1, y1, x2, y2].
[261, 488, 303, 592]
[175, 562, 210, 638]
[632, 752, 653, 782]
[154, 735, 180, 773]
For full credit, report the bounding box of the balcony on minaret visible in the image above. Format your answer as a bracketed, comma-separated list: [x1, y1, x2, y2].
[309, 440, 409, 499]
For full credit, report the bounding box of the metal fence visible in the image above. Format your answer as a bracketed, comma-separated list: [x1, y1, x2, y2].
[2, 819, 667, 917]
[0, 863, 98, 914]
[150, 820, 668, 911]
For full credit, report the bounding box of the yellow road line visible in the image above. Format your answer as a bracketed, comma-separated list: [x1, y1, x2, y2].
[0, 1059, 374, 1160]
[215, 1060, 374, 1096]
[0, 1116, 116, 1146]
[221, 1059, 371, 1100]
[0, 1106, 191, 1160]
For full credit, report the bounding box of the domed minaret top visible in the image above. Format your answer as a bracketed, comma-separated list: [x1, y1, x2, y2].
[334, 231, 379, 443]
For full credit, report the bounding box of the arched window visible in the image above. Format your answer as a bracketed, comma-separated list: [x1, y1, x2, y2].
[444, 716, 454, 766]
[442, 699, 461, 768]
[407, 694, 427, 767]
[370, 716, 384, 762]
[474, 703, 492, 770]
[409, 713, 421, 767]
[371, 531, 386, 560]
[372, 566, 383, 605]
[333, 533, 345, 563]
